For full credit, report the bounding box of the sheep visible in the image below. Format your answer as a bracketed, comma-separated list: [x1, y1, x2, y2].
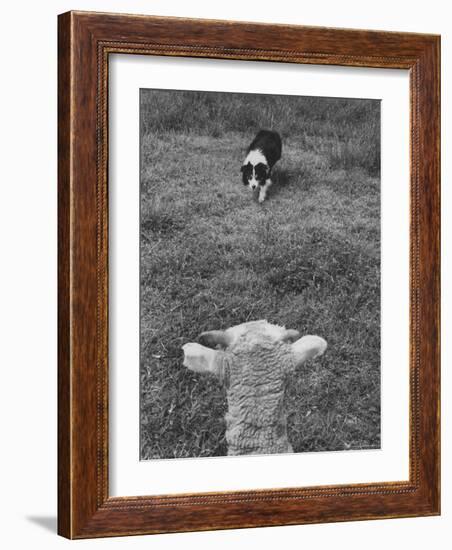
[182, 320, 327, 456]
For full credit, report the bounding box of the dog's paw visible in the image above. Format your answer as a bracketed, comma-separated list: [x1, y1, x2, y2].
[258, 195, 266, 203]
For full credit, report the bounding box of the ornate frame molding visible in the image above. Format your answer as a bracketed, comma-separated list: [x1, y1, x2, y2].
[58, 11, 440, 538]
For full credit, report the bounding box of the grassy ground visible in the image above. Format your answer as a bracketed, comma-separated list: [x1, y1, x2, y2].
[140, 90, 380, 459]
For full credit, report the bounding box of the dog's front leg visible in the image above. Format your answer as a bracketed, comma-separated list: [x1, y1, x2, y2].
[258, 179, 272, 203]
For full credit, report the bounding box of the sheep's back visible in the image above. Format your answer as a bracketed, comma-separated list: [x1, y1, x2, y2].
[224, 339, 294, 455]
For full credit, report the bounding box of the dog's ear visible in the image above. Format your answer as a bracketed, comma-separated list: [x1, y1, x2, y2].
[241, 164, 249, 186]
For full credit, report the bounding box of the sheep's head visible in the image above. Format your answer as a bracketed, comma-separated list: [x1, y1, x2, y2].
[182, 320, 327, 455]
[182, 320, 327, 382]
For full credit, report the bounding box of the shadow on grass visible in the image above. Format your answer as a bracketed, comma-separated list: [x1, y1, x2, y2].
[264, 168, 290, 201]
[273, 167, 290, 187]
[270, 166, 315, 200]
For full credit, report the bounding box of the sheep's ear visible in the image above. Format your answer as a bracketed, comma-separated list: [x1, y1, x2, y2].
[199, 330, 231, 349]
[182, 343, 223, 376]
[291, 335, 327, 368]
[280, 329, 300, 343]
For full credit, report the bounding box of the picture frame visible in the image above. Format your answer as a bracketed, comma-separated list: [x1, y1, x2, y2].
[58, 10, 440, 539]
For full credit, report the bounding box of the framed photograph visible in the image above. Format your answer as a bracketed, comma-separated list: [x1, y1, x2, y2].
[58, 11, 440, 539]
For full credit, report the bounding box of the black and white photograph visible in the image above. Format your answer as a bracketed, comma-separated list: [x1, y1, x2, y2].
[139, 88, 381, 460]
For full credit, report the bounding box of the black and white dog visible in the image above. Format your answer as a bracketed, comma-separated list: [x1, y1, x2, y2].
[241, 130, 282, 203]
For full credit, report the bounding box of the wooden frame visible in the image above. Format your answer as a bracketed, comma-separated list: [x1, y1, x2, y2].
[58, 10, 440, 539]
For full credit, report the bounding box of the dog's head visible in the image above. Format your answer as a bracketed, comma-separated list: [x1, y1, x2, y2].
[241, 162, 269, 190]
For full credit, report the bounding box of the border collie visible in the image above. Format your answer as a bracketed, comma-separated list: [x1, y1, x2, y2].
[241, 130, 282, 202]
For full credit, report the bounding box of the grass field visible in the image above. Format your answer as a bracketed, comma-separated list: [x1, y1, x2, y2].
[140, 89, 381, 459]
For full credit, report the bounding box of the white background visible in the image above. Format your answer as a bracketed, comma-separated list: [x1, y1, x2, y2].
[0, 1, 449, 549]
[110, 56, 409, 496]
